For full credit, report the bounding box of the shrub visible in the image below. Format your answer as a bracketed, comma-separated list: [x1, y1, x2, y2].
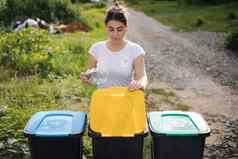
[1, 0, 79, 25]
[194, 17, 205, 27]
[93, 1, 107, 8]
[225, 28, 238, 52]
[177, 0, 192, 6]
[227, 12, 237, 20]
[0, 28, 89, 77]
[201, 0, 236, 5]
[0, 28, 50, 75]
[177, 0, 236, 5]
[0, 0, 6, 24]
[71, 0, 91, 3]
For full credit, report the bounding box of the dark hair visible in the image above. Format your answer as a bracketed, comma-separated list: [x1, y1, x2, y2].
[104, 1, 128, 26]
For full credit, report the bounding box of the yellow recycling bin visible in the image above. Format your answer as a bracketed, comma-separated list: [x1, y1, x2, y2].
[88, 87, 147, 159]
[89, 87, 146, 136]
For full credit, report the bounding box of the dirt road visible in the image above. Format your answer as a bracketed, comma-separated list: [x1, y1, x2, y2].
[126, 8, 238, 158]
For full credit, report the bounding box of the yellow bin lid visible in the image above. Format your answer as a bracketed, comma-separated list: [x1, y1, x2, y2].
[89, 87, 146, 137]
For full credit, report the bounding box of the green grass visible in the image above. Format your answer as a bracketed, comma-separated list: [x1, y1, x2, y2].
[124, 0, 238, 32]
[0, 2, 106, 158]
[143, 136, 152, 159]
[0, 74, 96, 158]
[146, 87, 191, 111]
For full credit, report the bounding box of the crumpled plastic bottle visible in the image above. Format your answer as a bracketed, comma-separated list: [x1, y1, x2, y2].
[82, 68, 97, 85]
[83, 67, 109, 86]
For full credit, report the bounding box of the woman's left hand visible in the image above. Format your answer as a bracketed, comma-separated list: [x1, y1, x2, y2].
[128, 80, 142, 91]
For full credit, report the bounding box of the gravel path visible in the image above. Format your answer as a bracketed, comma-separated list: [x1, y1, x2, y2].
[126, 8, 238, 159]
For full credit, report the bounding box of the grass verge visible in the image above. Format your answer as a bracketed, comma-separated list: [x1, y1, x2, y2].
[124, 0, 238, 32]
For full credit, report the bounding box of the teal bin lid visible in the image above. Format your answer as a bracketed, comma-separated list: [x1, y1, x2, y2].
[24, 111, 86, 137]
[147, 111, 210, 136]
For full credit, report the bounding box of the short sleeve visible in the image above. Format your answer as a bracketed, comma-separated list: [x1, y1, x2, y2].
[133, 44, 146, 59]
[89, 43, 98, 59]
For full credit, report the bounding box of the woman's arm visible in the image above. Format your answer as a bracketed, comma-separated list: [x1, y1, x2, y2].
[80, 54, 97, 84]
[87, 54, 97, 69]
[128, 55, 148, 91]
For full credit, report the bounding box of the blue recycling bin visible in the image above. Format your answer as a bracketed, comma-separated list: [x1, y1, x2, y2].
[24, 111, 87, 159]
[148, 111, 210, 159]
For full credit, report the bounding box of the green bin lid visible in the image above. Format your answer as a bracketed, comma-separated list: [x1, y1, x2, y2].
[147, 111, 210, 136]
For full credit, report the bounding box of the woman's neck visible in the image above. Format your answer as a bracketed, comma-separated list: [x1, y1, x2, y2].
[107, 39, 127, 52]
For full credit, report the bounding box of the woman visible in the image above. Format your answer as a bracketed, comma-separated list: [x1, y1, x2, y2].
[80, 2, 148, 91]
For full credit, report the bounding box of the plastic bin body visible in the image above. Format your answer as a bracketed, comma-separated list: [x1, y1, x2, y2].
[24, 111, 86, 159]
[148, 111, 210, 159]
[151, 135, 206, 159]
[28, 136, 83, 159]
[89, 131, 145, 159]
[89, 87, 147, 159]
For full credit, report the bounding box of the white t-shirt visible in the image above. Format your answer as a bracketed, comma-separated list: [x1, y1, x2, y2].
[89, 40, 146, 88]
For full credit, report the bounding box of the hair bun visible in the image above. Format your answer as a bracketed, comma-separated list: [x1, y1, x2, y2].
[113, 0, 120, 7]
[105, 1, 128, 25]
[114, 1, 120, 7]
[109, 1, 127, 13]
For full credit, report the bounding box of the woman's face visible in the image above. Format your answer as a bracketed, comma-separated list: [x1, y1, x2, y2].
[106, 20, 128, 42]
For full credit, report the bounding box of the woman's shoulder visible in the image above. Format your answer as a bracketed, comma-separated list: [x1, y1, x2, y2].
[126, 40, 145, 55]
[89, 41, 107, 57]
[126, 40, 144, 49]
